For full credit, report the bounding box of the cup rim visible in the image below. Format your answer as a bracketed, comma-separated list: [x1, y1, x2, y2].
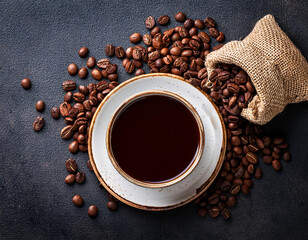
[106, 90, 205, 188]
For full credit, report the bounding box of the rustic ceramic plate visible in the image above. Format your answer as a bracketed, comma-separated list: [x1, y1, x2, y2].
[88, 73, 226, 211]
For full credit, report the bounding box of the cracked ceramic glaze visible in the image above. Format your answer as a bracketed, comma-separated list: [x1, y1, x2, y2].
[88, 73, 226, 211]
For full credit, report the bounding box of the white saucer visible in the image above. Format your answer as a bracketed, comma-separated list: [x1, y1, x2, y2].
[88, 73, 226, 211]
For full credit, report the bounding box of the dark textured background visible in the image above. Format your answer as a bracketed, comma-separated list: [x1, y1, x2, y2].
[0, 0, 308, 239]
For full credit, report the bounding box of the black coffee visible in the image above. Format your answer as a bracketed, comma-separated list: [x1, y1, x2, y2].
[110, 94, 200, 183]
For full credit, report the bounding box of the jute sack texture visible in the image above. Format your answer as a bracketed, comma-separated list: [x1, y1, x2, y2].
[206, 14, 308, 125]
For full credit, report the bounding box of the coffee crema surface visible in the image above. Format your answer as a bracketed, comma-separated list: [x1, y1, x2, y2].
[110, 95, 200, 183]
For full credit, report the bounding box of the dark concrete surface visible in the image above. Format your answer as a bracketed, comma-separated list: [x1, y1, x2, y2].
[0, 0, 308, 239]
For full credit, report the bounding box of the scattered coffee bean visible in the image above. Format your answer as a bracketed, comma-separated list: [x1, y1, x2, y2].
[62, 80, 76, 91]
[68, 63, 78, 76]
[115, 46, 125, 58]
[129, 33, 142, 44]
[51, 107, 60, 119]
[78, 67, 88, 79]
[283, 151, 291, 162]
[79, 47, 89, 58]
[175, 12, 186, 22]
[91, 69, 103, 81]
[135, 69, 145, 76]
[87, 57, 96, 68]
[33, 116, 44, 132]
[88, 205, 98, 218]
[69, 141, 79, 154]
[209, 207, 220, 218]
[197, 208, 207, 217]
[204, 17, 216, 28]
[272, 159, 282, 171]
[145, 16, 155, 29]
[158, 15, 170, 25]
[105, 44, 115, 57]
[76, 172, 85, 184]
[87, 160, 93, 172]
[66, 158, 78, 173]
[72, 195, 84, 207]
[107, 200, 118, 211]
[21, 78, 31, 89]
[221, 208, 231, 220]
[65, 174, 75, 185]
[36, 100, 45, 112]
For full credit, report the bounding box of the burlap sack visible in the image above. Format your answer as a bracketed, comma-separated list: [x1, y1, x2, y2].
[206, 14, 308, 125]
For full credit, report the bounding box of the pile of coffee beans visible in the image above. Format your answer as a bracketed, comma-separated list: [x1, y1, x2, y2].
[22, 11, 291, 220]
[192, 63, 291, 219]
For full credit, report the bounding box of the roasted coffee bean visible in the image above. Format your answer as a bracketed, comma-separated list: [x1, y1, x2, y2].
[72, 195, 84, 207]
[106, 64, 117, 74]
[33, 116, 44, 132]
[65, 117, 74, 125]
[106, 82, 118, 90]
[198, 31, 210, 43]
[78, 85, 89, 96]
[97, 58, 110, 69]
[208, 193, 219, 205]
[184, 18, 194, 29]
[194, 19, 205, 29]
[51, 107, 60, 119]
[91, 69, 103, 80]
[62, 80, 76, 91]
[105, 44, 115, 56]
[68, 63, 78, 76]
[66, 158, 78, 173]
[273, 137, 284, 145]
[21, 78, 31, 89]
[107, 200, 118, 211]
[221, 180, 231, 191]
[87, 160, 93, 172]
[79, 144, 88, 152]
[272, 151, 280, 160]
[209, 207, 220, 218]
[151, 27, 161, 37]
[64, 91, 73, 102]
[115, 46, 125, 58]
[221, 208, 231, 220]
[125, 60, 135, 73]
[135, 69, 145, 76]
[78, 67, 88, 79]
[69, 141, 79, 154]
[234, 166, 244, 178]
[88, 205, 98, 218]
[130, 33, 142, 44]
[35, 100, 45, 112]
[179, 27, 189, 38]
[96, 80, 108, 92]
[175, 12, 186, 22]
[87, 57, 96, 68]
[272, 159, 282, 171]
[246, 152, 258, 164]
[226, 196, 237, 208]
[241, 184, 250, 194]
[204, 17, 216, 28]
[197, 208, 207, 217]
[158, 15, 169, 25]
[283, 151, 291, 162]
[132, 48, 142, 60]
[61, 125, 73, 139]
[65, 174, 75, 185]
[59, 102, 72, 117]
[77, 134, 86, 145]
[74, 103, 85, 113]
[73, 92, 85, 102]
[145, 16, 155, 29]
[254, 167, 262, 179]
[76, 171, 85, 184]
[79, 47, 89, 58]
[143, 34, 152, 46]
[217, 32, 225, 42]
[230, 184, 241, 195]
